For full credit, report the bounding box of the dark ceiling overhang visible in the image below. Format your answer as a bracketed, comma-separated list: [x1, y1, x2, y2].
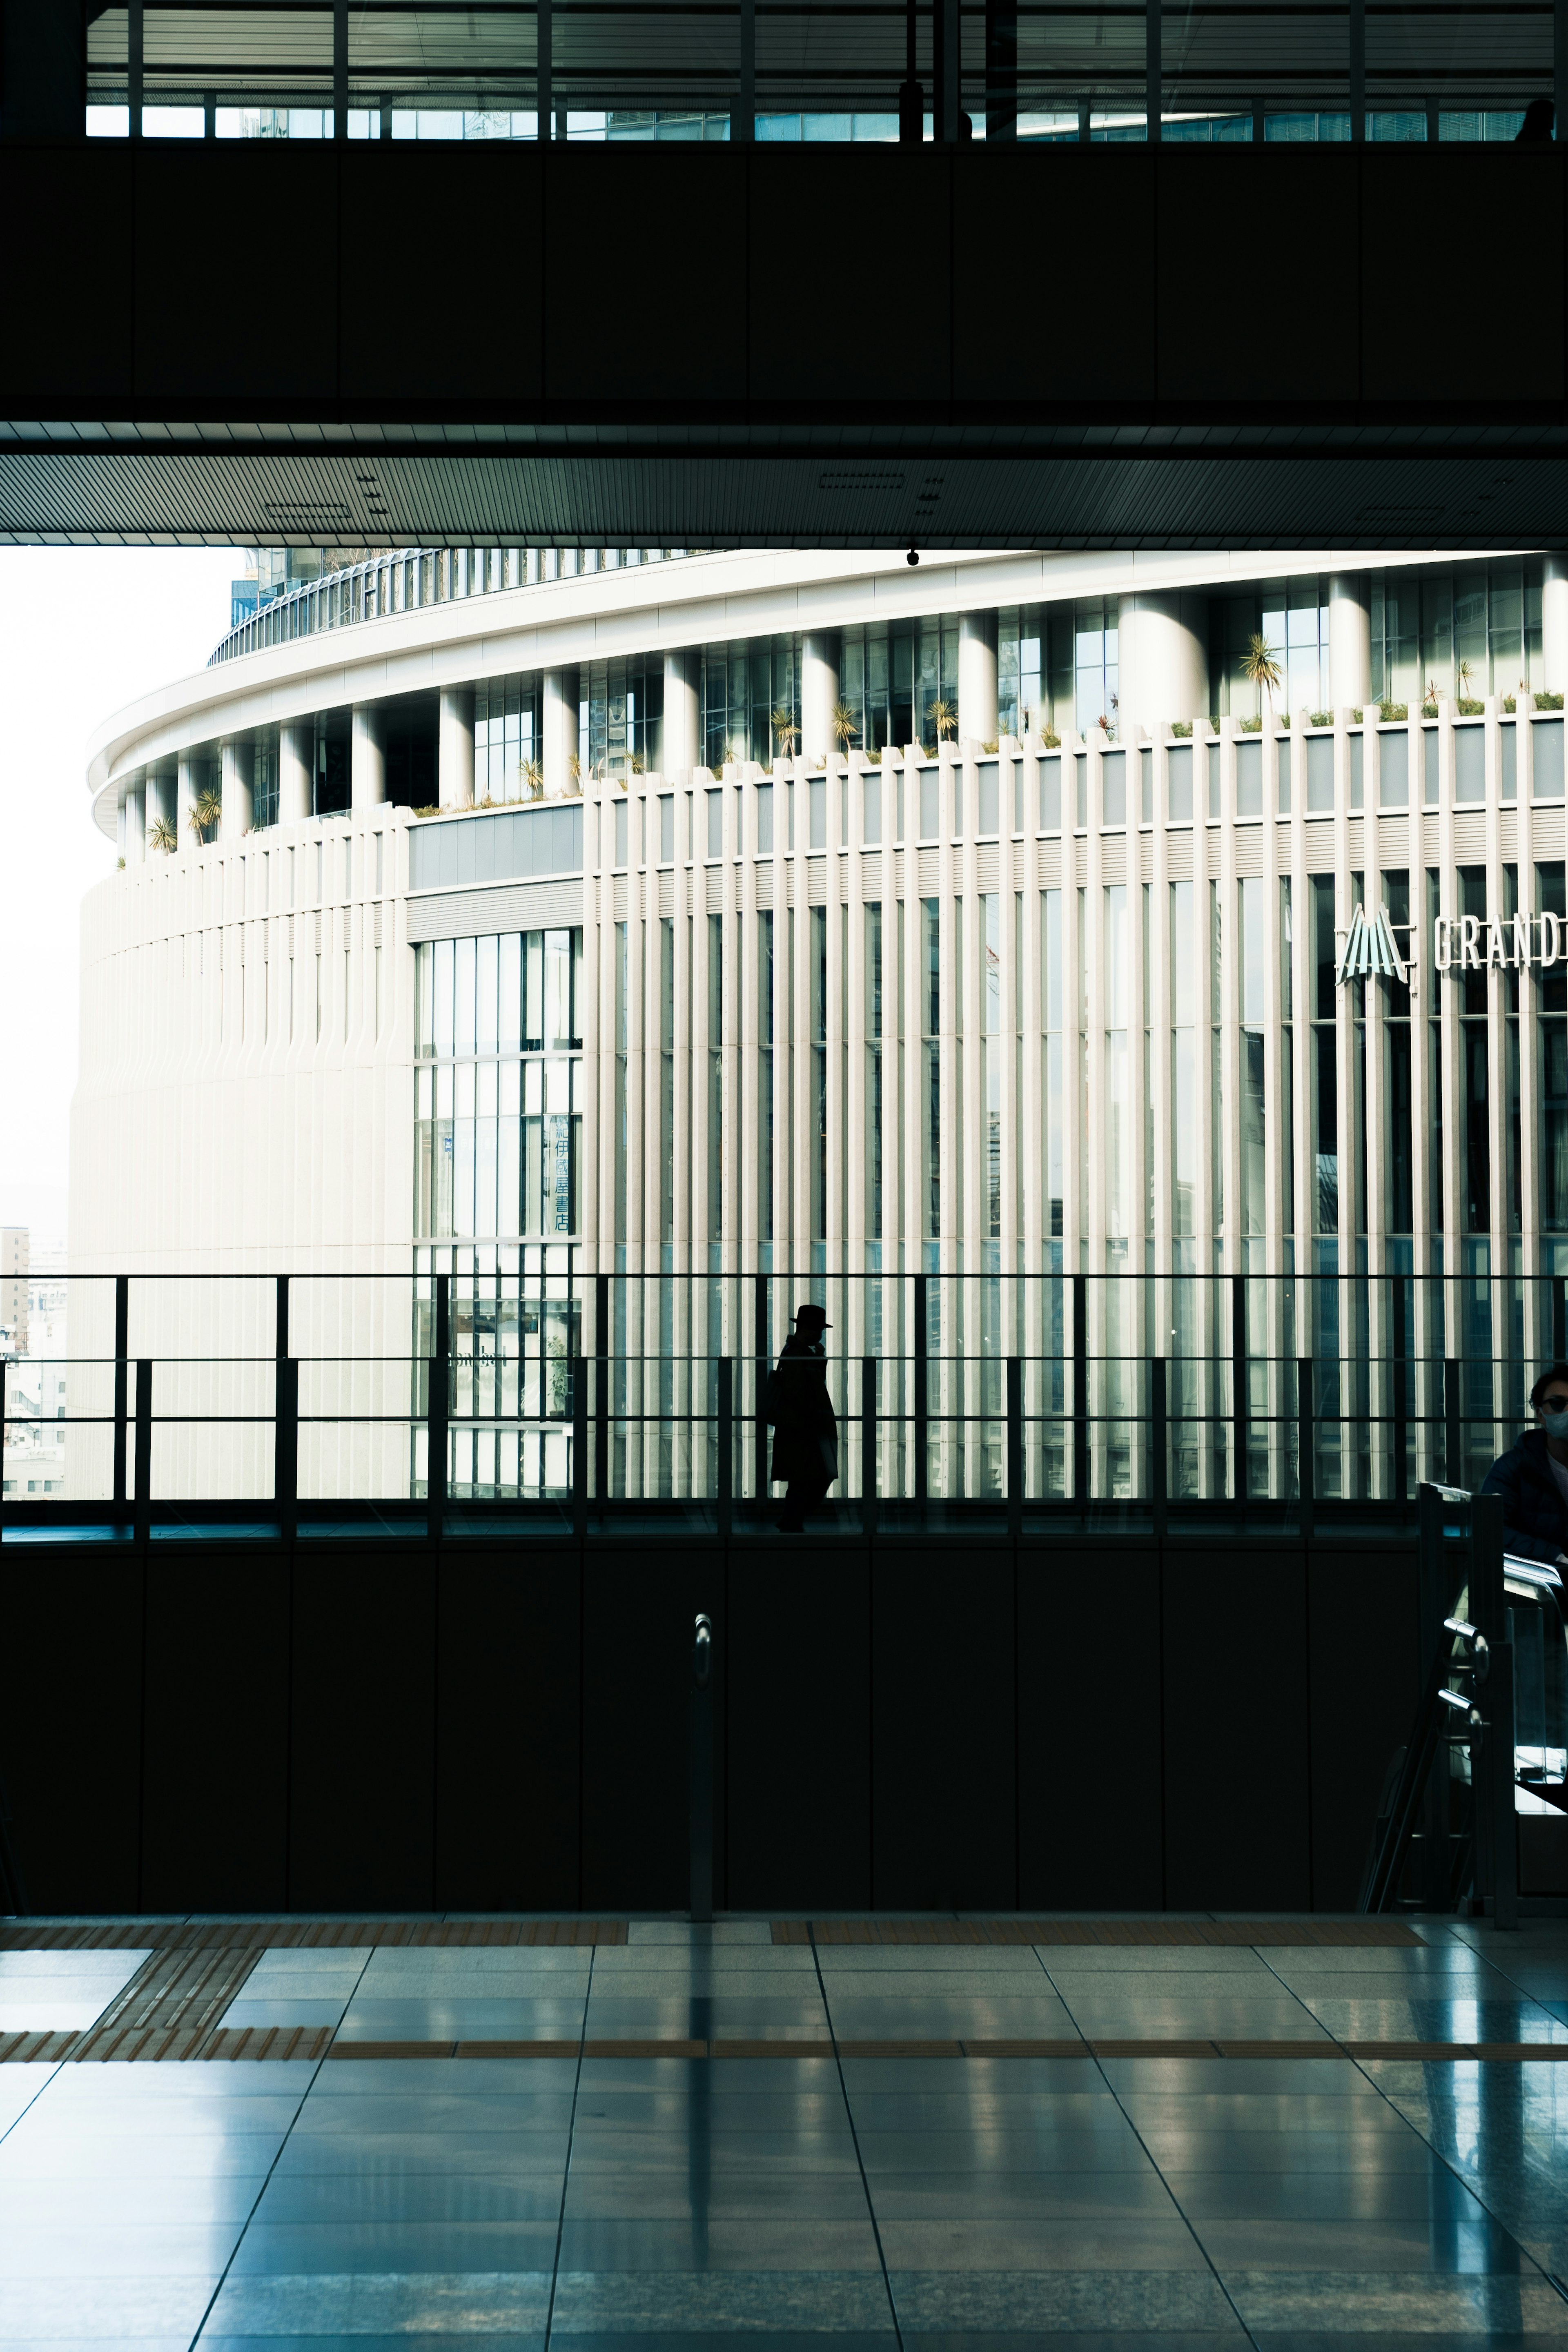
[4, 140, 1566, 548]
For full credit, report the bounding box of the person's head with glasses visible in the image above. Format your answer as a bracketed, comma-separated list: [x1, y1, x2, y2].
[1532, 1363, 1568, 1458]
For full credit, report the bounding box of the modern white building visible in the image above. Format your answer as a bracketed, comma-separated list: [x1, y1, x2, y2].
[70, 544, 1568, 1503]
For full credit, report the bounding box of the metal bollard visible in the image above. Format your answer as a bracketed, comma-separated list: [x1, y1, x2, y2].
[690, 1612, 714, 1923]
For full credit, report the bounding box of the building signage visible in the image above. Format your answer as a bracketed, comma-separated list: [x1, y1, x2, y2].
[1335, 904, 1408, 987]
[1337, 902, 1566, 984]
[1433, 911, 1563, 971]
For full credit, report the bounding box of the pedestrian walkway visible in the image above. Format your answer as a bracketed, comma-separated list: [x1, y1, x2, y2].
[1, 1915, 1566, 2346]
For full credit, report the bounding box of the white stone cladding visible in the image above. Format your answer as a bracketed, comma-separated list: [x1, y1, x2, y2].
[69, 544, 1568, 1504]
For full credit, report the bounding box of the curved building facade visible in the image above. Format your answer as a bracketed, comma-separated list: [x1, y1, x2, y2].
[73, 543, 1568, 1500]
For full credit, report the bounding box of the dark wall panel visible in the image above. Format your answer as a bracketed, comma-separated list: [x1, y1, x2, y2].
[872, 1541, 1016, 1909]
[751, 149, 952, 406]
[546, 149, 744, 406]
[1361, 152, 1564, 407]
[140, 1550, 290, 1912]
[341, 145, 543, 404]
[727, 1537, 871, 1910]
[0, 146, 134, 402]
[1018, 1543, 1163, 1910]
[1156, 151, 1359, 406]
[1307, 1542, 1419, 1910]
[955, 149, 1156, 404]
[436, 1548, 581, 1910]
[134, 146, 339, 399]
[288, 1548, 438, 1911]
[1162, 1543, 1312, 1912]
[580, 1544, 727, 1911]
[0, 1554, 142, 1913]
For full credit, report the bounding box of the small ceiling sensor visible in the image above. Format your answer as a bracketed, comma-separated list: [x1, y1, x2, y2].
[907, 547, 920, 567]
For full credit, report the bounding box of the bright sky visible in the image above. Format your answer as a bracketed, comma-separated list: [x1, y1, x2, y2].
[0, 548, 242, 1249]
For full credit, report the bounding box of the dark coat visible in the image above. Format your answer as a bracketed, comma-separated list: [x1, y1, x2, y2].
[764, 1338, 838, 1484]
[1479, 1428, 1568, 1568]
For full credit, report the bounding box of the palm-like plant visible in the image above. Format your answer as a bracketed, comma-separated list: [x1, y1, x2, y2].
[1458, 657, 1474, 699]
[1241, 634, 1283, 727]
[830, 700, 859, 753]
[191, 785, 223, 844]
[928, 696, 956, 742]
[772, 706, 798, 757]
[147, 814, 177, 853]
[520, 757, 543, 798]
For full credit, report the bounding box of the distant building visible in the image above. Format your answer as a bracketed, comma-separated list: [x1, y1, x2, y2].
[0, 1228, 27, 1359]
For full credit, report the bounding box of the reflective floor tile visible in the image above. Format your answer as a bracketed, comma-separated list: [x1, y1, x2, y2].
[271, 2133, 570, 2181]
[1095, 2058, 1379, 2097]
[0, 2066, 58, 2136]
[1193, 2216, 1524, 2272]
[205, 2270, 552, 2336]
[0, 2274, 220, 2336]
[866, 2174, 1183, 2222]
[548, 2269, 893, 2330]
[1219, 2269, 1568, 2336]
[1128, 2131, 1448, 2174]
[876, 2216, 1209, 2271]
[252, 2174, 567, 2225]
[334, 1999, 588, 2040]
[311, 2058, 581, 2095]
[554, 2217, 883, 2271]
[227, 2221, 560, 2274]
[220, 2000, 354, 2031]
[855, 2129, 1157, 2175]
[291, 2092, 575, 2133]
[1158, 2167, 1494, 2221]
[1116, 2092, 1417, 2130]
[886, 2268, 1245, 2333]
[1296, 1998, 1568, 2042]
[0, 1950, 152, 2033]
[0, 2222, 241, 2275]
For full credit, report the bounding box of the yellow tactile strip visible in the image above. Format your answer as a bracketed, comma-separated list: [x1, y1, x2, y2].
[775, 1918, 1425, 1948]
[0, 1919, 625, 1954]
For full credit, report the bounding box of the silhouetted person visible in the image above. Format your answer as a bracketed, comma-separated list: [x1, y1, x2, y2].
[764, 1303, 837, 1533]
[1517, 99, 1555, 143]
[1481, 1361, 1568, 1567]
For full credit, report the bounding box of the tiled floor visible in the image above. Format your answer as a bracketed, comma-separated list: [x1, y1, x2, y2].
[1, 1920, 1568, 2347]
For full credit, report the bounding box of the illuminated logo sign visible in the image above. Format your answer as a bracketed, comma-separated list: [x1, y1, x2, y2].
[1434, 911, 1564, 971]
[1335, 904, 1409, 987]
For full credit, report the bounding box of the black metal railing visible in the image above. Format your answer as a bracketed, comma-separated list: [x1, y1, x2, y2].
[2, 1267, 1561, 1533]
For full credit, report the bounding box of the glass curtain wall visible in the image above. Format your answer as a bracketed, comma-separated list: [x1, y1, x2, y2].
[412, 929, 585, 1500]
[1371, 561, 1546, 707]
[701, 636, 802, 771]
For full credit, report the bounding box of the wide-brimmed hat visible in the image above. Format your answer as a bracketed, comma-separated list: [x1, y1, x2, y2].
[793, 1303, 831, 1330]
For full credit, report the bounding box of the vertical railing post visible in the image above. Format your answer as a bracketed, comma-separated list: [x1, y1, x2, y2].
[1417, 1480, 1451, 1910]
[112, 1273, 129, 1510]
[1445, 1356, 1462, 1490]
[690, 1611, 714, 1924]
[717, 1356, 733, 1541]
[862, 1355, 878, 1541]
[1392, 1273, 1408, 1508]
[134, 1359, 153, 1547]
[913, 1272, 929, 1509]
[572, 1354, 587, 1541]
[1232, 1272, 1247, 1506]
[595, 1270, 609, 1512]
[1297, 1355, 1314, 1542]
[274, 1274, 296, 1542]
[1006, 1356, 1022, 1540]
[1072, 1271, 1089, 1512]
[428, 1270, 450, 1545]
[755, 1274, 769, 1506]
[1469, 1491, 1517, 1929]
[1152, 1354, 1168, 1542]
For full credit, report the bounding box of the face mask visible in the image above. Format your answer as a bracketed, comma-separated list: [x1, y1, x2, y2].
[1542, 1410, 1568, 1441]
